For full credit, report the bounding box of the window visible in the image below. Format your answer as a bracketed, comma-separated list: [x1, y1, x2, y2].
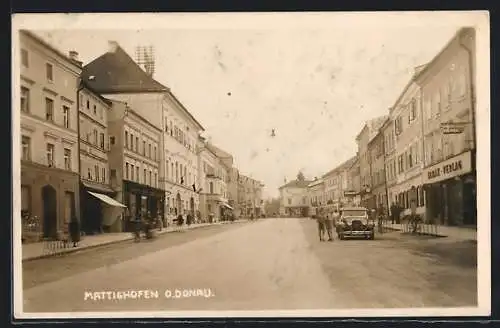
[136, 167, 139, 182]
[63, 106, 70, 128]
[46, 63, 53, 81]
[144, 169, 147, 183]
[135, 137, 139, 152]
[21, 185, 31, 213]
[130, 134, 134, 150]
[46, 143, 54, 167]
[86, 100, 90, 109]
[143, 141, 146, 155]
[209, 182, 214, 194]
[409, 99, 417, 122]
[154, 146, 157, 160]
[166, 161, 169, 180]
[100, 133, 105, 149]
[125, 131, 129, 148]
[21, 49, 29, 67]
[93, 129, 98, 145]
[110, 136, 115, 145]
[149, 171, 152, 185]
[407, 149, 413, 169]
[95, 165, 100, 181]
[21, 136, 31, 161]
[433, 91, 441, 117]
[169, 122, 173, 136]
[45, 98, 54, 121]
[395, 116, 403, 135]
[102, 168, 106, 182]
[397, 155, 403, 173]
[148, 144, 151, 158]
[154, 173, 157, 187]
[125, 163, 129, 179]
[131, 164, 135, 181]
[93, 104, 97, 115]
[88, 168, 92, 179]
[64, 148, 71, 170]
[99, 107, 103, 119]
[21, 87, 30, 113]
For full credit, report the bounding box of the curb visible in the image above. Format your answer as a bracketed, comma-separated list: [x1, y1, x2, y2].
[22, 221, 247, 262]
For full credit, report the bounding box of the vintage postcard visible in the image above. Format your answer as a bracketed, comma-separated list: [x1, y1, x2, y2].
[11, 11, 490, 319]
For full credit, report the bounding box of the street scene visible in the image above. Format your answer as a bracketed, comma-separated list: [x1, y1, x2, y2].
[23, 219, 476, 312]
[13, 12, 488, 317]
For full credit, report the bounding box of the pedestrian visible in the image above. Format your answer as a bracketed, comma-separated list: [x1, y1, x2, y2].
[332, 208, 341, 238]
[325, 213, 334, 241]
[69, 216, 80, 247]
[316, 212, 326, 242]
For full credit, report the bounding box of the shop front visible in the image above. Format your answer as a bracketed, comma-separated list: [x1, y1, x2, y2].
[80, 180, 126, 234]
[423, 150, 476, 226]
[123, 180, 165, 232]
[21, 161, 80, 242]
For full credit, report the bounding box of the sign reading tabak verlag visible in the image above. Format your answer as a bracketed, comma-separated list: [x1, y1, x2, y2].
[423, 151, 472, 184]
[440, 121, 468, 135]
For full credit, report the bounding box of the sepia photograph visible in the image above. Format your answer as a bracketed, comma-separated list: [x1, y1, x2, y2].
[12, 11, 490, 319]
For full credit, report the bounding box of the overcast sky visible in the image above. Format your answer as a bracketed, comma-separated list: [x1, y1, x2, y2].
[26, 13, 474, 198]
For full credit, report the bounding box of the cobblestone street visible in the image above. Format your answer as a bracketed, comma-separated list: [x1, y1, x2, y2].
[22, 218, 477, 313]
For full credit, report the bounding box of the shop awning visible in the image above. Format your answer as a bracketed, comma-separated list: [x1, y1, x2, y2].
[88, 191, 127, 208]
[222, 203, 233, 210]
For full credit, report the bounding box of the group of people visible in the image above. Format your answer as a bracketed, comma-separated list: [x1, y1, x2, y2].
[315, 209, 341, 242]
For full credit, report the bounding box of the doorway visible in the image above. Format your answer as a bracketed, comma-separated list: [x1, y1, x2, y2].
[190, 197, 195, 216]
[176, 193, 182, 215]
[42, 185, 57, 239]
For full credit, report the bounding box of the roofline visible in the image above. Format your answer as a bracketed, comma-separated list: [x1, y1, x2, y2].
[413, 27, 472, 82]
[95, 89, 168, 94]
[322, 156, 358, 177]
[367, 121, 387, 146]
[81, 80, 112, 106]
[20, 30, 82, 71]
[166, 91, 205, 132]
[355, 123, 368, 142]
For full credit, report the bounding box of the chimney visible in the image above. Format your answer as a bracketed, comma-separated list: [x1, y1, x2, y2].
[69, 51, 79, 61]
[108, 41, 119, 53]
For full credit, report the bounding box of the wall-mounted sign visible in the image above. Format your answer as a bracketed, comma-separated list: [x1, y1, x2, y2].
[343, 190, 358, 197]
[423, 151, 472, 184]
[440, 122, 468, 135]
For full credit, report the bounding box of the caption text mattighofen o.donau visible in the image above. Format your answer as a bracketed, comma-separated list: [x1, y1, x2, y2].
[84, 289, 215, 301]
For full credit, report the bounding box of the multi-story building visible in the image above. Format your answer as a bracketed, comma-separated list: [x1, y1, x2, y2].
[78, 83, 118, 234]
[82, 41, 168, 226]
[19, 30, 81, 240]
[163, 91, 205, 220]
[355, 116, 387, 209]
[227, 167, 240, 217]
[367, 126, 388, 213]
[322, 156, 358, 211]
[238, 174, 264, 217]
[197, 140, 232, 222]
[388, 68, 426, 219]
[381, 116, 397, 210]
[307, 178, 325, 216]
[345, 155, 362, 206]
[107, 100, 164, 232]
[415, 27, 477, 227]
[278, 179, 311, 217]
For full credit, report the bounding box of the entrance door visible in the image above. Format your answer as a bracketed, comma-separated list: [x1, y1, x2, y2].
[42, 185, 57, 239]
[176, 193, 182, 215]
[190, 197, 195, 216]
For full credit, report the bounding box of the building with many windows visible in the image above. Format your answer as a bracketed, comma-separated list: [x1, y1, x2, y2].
[238, 174, 264, 218]
[278, 179, 311, 217]
[78, 83, 118, 234]
[82, 41, 168, 228]
[307, 178, 325, 217]
[367, 126, 388, 214]
[416, 27, 477, 227]
[107, 100, 164, 232]
[387, 69, 426, 219]
[322, 156, 358, 211]
[345, 156, 362, 206]
[19, 30, 81, 240]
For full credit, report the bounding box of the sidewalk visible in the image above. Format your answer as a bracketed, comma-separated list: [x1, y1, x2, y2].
[22, 220, 247, 262]
[385, 222, 477, 242]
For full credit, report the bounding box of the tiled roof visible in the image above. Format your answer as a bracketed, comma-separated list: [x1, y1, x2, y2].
[279, 180, 313, 189]
[82, 42, 168, 94]
[322, 155, 358, 177]
[206, 143, 233, 160]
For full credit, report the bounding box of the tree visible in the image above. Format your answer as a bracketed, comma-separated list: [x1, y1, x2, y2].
[297, 171, 305, 181]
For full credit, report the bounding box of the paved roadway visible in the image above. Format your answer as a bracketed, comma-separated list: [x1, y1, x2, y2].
[22, 218, 477, 313]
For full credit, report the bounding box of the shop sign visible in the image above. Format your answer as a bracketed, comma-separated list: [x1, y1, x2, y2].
[343, 190, 358, 197]
[423, 151, 472, 184]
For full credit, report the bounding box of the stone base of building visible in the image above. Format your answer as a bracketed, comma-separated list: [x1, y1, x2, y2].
[20, 161, 80, 241]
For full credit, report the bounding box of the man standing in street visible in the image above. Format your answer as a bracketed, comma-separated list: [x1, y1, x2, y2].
[316, 211, 326, 242]
[325, 212, 335, 241]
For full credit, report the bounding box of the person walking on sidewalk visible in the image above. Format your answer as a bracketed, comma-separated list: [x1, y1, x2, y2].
[69, 216, 80, 247]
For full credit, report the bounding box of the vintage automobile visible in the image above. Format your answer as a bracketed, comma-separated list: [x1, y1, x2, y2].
[336, 206, 375, 240]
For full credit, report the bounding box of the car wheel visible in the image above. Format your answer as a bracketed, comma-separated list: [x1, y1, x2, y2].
[369, 233, 375, 240]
